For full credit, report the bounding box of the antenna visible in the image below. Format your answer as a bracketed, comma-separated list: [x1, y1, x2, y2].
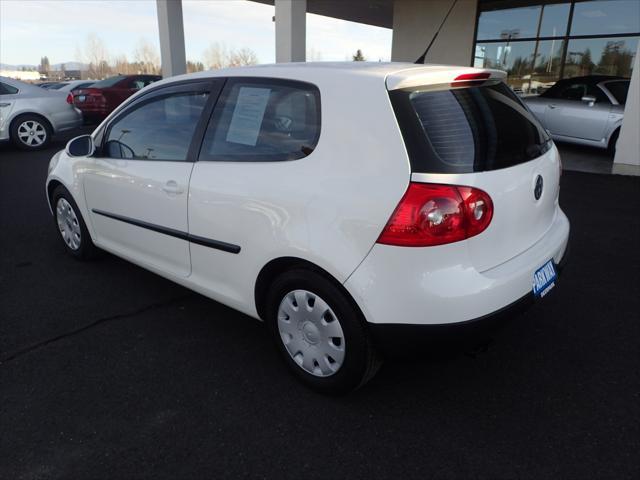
[414, 0, 460, 64]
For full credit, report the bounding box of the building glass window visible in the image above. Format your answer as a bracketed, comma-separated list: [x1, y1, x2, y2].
[564, 36, 639, 77]
[538, 3, 571, 37]
[476, 6, 541, 41]
[474, 1, 639, 94]
[570, 0, 640, 36]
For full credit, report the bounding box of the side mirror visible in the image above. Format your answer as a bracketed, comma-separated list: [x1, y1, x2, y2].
[65, 134, 95, 157]
[581, 95, 596, 106]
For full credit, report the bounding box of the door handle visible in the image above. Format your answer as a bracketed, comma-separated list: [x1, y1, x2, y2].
[548, 104, 557, 109]
[162, 180, 184, 195]
[0, 103, 10, 107]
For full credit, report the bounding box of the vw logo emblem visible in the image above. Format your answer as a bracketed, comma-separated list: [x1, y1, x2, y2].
[534, 175, 544, 200]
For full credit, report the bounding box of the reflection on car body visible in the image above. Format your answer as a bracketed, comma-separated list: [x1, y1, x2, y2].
[524, 75, 628, 151]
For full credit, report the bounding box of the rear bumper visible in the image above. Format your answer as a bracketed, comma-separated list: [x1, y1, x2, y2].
[74, 104, 109, 123]
[345, 207, 570, 327]
[53, 108, 83, 133]
[368, 246, 569, 355]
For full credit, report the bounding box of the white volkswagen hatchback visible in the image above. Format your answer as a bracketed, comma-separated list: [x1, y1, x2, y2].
[46, 63, 569, 393]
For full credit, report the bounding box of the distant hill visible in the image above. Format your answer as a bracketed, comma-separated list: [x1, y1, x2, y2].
[0, 62, 89, 71]
[52, 62, 89, 71]
[0, 63, 38, 71]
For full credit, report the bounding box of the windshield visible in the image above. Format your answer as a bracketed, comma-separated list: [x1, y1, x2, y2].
[390, 81, 552, 174]
[91, 75, 127, 88]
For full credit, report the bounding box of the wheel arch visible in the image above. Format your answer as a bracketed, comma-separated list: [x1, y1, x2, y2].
[46, 179, 64, 213]
[254, 256, 366, 322]
[607, 126, 621, 150]
[10, 111, 54, 136]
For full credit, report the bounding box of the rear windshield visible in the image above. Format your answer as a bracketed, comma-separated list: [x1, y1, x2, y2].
[91, 75, 127, 88]
[390, 81, 551, 174]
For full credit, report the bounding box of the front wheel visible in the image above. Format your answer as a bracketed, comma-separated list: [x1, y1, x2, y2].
[52, 185, 99, 260]
[266, 268, 381, 394]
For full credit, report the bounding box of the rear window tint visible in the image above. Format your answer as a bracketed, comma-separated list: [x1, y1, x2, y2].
[199, 78, 320, 162]
[390, 82, 551, 174]
[91, 75, 127, 88]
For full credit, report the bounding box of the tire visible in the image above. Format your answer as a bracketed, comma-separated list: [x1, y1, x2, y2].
[51, 185, 99, 260]
[266, 268, 381, 394]
[607, 129, 620, 156]
[10, 114, 52, 150]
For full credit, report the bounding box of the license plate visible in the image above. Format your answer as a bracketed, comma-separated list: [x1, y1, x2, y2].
[533, 260, 557, 297]
[77, 95, 86, 102]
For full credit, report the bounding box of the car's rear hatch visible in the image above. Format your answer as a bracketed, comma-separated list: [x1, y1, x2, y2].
[387, 68, 560, 272]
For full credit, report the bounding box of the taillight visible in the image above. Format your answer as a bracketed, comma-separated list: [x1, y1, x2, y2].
[66, 93, 73, 104]
[451, 72, 491, 88]
[377, 183, 493, 247]
[453, 72, 491, 81]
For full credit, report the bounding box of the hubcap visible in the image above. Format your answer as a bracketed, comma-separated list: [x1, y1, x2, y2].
[17, 120, 47, 147]
[56, 198, 81, 250]
[277, 290, 346, 377]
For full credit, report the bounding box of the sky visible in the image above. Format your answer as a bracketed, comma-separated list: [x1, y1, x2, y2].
[0, 0, 392, 67]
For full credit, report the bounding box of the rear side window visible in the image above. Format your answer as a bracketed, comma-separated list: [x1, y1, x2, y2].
[390, 82, 551, 174]
[199, 78, 320, 162]
[605, 81, 630, 104]
[0, 82, 19, 95]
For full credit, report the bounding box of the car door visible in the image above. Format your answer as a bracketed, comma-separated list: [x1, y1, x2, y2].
[0, 81, 18, 140]
[187, 77, 322, 310]
[543, 82, 611, 141]
[83, 80, 222, 277]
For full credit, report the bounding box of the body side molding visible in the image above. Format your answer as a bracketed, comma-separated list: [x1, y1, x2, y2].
[91, 209, 241, 254]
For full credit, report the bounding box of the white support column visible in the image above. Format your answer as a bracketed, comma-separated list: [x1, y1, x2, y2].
[156, 0, 187, 77]
[275, 0, 306, 63]
[613, 42, 640, 175]
[392, 0, 478, 66]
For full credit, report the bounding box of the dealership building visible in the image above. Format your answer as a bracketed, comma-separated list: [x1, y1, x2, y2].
[154, 0, 639, 170]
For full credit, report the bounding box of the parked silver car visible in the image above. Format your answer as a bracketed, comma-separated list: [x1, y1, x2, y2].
[524, 75, 629, 153]
[41, 80, 96, 93]
[0, 76, 83, 150]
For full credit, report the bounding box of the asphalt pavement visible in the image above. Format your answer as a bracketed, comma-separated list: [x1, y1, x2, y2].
[1, 134, 639, 480]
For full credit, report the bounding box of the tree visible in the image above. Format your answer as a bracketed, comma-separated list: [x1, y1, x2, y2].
[203, 43, 259, 69]
[39, 56, 50, 73]
[228, 48, 259, 67]
[352, 49, 365, 61]
[134, 38, 160, 74]
[186, 60, 205, 73]
[579, 48, 594, 75]
[84, 33, 111, 79]
[114, 54, 135, 75]
[203, 42, 229, 70]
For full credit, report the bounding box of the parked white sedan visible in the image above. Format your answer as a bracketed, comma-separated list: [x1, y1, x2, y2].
[1, 76, 83, 149]
[46, 63, 569, 393]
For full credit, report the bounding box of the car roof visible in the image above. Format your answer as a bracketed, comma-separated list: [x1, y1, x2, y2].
[0, 76, 44, 91]
[148, 62, 506, 91]
[553, 75, 626, 85]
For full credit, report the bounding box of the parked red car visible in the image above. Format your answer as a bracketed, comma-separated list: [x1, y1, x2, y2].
[73, 74, 161, 124]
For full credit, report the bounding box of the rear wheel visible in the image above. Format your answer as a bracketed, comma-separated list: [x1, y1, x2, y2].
[11, 114, 52, 150]
[52, 185, 99, 260]
[266, 268, 381, 394]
